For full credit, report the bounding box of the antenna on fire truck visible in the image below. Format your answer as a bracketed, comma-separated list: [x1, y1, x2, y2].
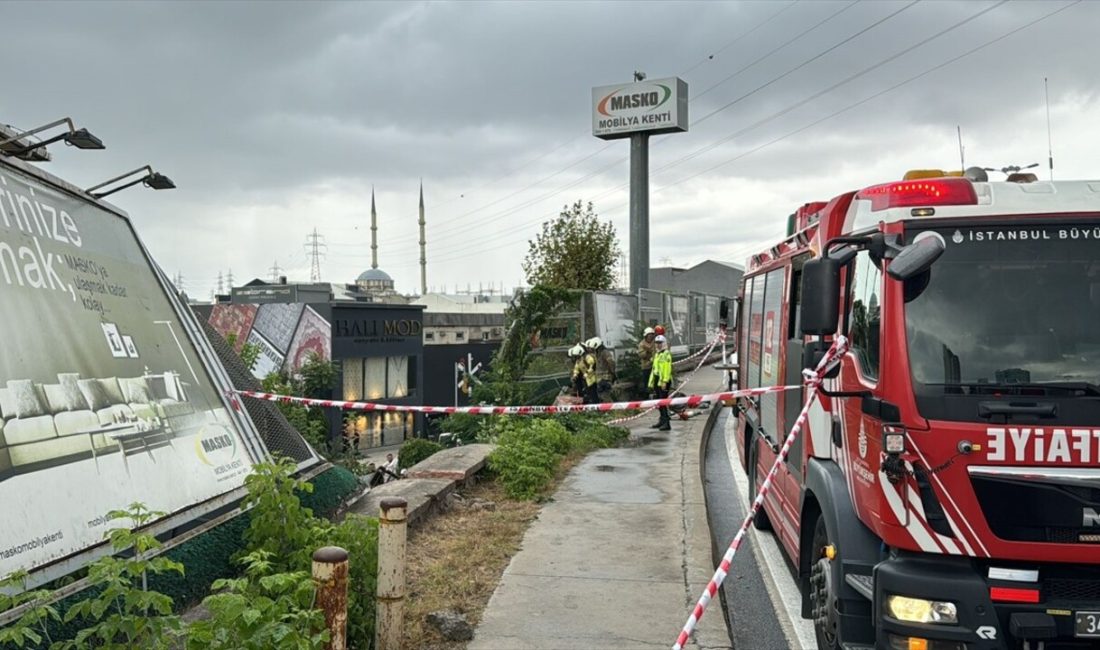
[1044, 77, 1054, 181]
[956, 125, 965, 171]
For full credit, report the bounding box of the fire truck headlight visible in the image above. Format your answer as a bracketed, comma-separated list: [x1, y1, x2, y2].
[883, 425, 907, 454]
[886, 595, 958, 624]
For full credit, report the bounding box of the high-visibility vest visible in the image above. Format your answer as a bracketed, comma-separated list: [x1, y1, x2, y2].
[649, 349, 672, 388]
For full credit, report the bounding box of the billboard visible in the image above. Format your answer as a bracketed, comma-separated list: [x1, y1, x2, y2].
[592, 77, 688, 140]
[0, 160, 264, 577]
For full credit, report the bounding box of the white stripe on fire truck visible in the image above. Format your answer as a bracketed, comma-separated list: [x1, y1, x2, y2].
[906, 488, 961, 555]
[880, 467, 944, 553]
[909, 442, 990, 557]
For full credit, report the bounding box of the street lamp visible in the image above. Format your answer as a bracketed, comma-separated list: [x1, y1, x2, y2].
[0, 118, 105, 158]
[86, 165, 176, 199]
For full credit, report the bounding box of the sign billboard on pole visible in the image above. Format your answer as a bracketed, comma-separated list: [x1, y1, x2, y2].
[592, 77, 688, 140]
[0, 159, 266, 577]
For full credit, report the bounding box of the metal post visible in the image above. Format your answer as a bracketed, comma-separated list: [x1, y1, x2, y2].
[376, 497, 408, 650]
[629, 132, 650, 294]
[313, 546, 349, 650]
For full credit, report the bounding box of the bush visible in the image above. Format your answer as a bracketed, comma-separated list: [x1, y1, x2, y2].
[489, 418, 573, 500]
[488, 438, 559, 500]
[239, 459, 379, 650]
[398, 438, 443, 470]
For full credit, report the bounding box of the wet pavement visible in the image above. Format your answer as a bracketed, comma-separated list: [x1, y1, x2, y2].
[468, 374, 733, 650]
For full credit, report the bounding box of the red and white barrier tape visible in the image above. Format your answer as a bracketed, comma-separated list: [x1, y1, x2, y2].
[672, 330, 726, 367]
[671, 336, 849, 650]
[236, 384, 798, 416]
[608, 332, 725, 425]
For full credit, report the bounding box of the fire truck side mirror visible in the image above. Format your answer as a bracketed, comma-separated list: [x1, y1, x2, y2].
[800, 256, 841, 336]
[886, 233, 945, 281]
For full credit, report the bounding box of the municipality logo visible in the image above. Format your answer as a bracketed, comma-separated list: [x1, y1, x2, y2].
[952, 230, 964, 244]
[858, 422, 868, 459]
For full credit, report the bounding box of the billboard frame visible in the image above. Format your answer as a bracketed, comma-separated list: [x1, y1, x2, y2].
[0, 155, 285, 591]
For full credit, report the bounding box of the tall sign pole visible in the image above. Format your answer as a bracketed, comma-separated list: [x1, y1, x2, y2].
[593, 73, 688, 294]
[629, 132, 649, 294]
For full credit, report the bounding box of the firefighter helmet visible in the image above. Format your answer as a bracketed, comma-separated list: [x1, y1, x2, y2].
[568, 344, 585, 358]
[585, 337, 603, 350]
[643, 327, 655, 336]
[654, 325, 666, 335]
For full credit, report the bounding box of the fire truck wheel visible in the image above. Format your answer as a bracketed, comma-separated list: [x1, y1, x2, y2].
[747, 441, 772, 531]
[809, 516, 841, 650]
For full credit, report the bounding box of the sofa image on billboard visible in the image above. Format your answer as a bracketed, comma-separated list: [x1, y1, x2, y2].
[0, 372, 200, 480]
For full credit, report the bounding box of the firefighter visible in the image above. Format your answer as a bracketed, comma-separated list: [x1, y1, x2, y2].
[568, 344, 586, 397]
[580, 338, 601, 404]
[648, 334, 673, 431]
[637, 326, 657, 376]
[586, 337, 616, 396]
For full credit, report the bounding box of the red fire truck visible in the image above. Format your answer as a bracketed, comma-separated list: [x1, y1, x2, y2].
[734, 169, 1100, 649]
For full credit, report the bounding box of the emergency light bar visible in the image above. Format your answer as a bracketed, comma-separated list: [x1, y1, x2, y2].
[856, 177, 978, 211]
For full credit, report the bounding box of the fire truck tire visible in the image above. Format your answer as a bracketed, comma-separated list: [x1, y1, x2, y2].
[809, 515, 841, 650]
[747, 441, 772, 531]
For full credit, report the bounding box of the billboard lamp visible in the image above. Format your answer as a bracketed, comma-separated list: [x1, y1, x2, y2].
[86, 165, 176, 198]
[0, 118, 105, 157]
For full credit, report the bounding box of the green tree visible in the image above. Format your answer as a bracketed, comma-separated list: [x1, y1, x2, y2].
[522, 200, 620, 290]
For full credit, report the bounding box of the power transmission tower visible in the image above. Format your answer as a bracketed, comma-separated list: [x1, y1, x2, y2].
[270, 260, 283, 283]
[226, 268, 235, 289]
[304, 228, 327, 282]
[173, 271, 185, 293]
[216, 271, 224, 295]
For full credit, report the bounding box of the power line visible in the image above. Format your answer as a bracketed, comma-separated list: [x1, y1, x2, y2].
[376, 1, 921, 254]
[386, 0, 1079, 269]
[692, 0, 861, 104]
[419, 1, 800, 217]
[367, 0, 945, 259]
[377, 4, 829, 248]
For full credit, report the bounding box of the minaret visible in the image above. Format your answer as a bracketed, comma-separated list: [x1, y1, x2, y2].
[418, 180, 427, 295]
[370, 186, 378, 270]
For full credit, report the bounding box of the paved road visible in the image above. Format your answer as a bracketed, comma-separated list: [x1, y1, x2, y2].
[703, 407, 816, 649]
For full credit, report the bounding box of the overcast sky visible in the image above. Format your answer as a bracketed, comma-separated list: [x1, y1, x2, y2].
[2, 0, 1097, 298]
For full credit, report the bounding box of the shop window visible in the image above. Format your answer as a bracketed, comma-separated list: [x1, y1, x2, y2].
[342, 356, 419, 400]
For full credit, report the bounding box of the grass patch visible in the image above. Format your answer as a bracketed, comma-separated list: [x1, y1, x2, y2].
[402, 479, 540, 650]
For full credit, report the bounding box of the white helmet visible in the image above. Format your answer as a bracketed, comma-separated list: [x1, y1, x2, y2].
[568, 344, 585, 358]
[643, 327, 655, 336]
[585, 337, 603, 349]
[654, 334, 667, 344]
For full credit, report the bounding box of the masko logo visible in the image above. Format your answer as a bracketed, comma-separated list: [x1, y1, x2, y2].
[597, 84, 672, 116]
[194, 425, 238, 466]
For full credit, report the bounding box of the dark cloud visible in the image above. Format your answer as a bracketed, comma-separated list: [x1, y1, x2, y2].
[0, 0, 1096, 296]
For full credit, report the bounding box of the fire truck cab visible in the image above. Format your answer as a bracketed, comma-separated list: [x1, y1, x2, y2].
[734, 169, 1100, 649]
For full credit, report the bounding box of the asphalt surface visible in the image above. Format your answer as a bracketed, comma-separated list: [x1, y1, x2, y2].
[703, 407, 806, 649]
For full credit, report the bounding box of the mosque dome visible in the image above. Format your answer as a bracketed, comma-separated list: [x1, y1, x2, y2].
[357, 268, 393, 283]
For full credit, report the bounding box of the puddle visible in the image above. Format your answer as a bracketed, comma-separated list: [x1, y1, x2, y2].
[595, 464, 616, 472]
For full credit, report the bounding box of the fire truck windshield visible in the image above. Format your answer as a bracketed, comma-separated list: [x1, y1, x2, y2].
[903, 222, 1100, 417]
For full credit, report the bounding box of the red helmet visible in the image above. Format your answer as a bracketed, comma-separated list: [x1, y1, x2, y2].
[654, 325, 665, 335]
